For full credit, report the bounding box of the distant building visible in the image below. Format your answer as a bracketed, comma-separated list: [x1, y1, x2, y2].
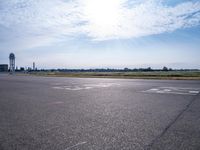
[9, 53, 15, 73]
[0, 64, 8, 72]
[33, 62, 35, 70]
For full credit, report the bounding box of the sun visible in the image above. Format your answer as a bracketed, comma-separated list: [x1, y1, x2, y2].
[83, 0, 123, 38]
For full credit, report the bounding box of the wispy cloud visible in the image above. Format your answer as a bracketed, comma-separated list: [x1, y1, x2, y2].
[0, 0, 200, 49]
[118, 1, 200, 39]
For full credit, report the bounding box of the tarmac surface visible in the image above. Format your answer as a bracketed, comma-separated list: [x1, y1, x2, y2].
[0, 74, 200, 150]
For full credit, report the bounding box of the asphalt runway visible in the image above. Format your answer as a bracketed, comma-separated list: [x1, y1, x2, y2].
[0, 74, 200, 150]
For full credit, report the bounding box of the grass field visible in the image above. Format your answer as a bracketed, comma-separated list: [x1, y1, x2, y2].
[28, 71, 200, 80]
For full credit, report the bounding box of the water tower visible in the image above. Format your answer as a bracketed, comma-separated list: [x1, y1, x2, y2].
[9, 53, 15, 73]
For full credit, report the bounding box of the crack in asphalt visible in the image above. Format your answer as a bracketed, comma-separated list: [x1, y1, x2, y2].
[145, 93, 200, 150]
[65, 141, 87, 150]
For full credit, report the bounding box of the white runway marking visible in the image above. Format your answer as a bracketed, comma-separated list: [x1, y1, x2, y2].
[52, 83, 120, 91]
[65, 141, 87, 150]
[143, 87, 200, 95]
[49, 101, 64, 105]
[148, 88, 159, 91]
[189, 91, 199, 94]
[163, 89, 171, 92]
[161, 87, 200, 91]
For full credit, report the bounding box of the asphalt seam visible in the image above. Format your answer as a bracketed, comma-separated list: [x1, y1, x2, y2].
[145, 93, 200, 150]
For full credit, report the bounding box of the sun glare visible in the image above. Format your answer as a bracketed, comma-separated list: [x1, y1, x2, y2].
[83, 0, 123, 38]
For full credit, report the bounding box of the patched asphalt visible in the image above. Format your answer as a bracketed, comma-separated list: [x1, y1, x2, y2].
[0, 74, 200, 150]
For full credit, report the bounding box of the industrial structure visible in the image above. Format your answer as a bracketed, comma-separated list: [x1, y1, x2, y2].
[0, 64, 8, 72]
[33, 62, 35, 71]
[9, 53, 15, 73]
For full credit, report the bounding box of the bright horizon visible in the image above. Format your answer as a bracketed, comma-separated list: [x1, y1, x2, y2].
[0, 0, 200, 69]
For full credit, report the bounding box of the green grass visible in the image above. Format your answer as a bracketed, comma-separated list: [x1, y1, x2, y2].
[28, 71, 200, 80]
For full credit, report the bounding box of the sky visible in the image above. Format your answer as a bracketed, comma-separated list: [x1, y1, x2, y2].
[0, 0, 200, 69]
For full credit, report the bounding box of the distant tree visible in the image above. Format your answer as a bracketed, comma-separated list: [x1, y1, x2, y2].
[168, 68, 173, 71]
[162, 66, 168, 71]
[20, 67, 25, 71]
[124, 68, 130, 71]
[147, 67, 152, 71]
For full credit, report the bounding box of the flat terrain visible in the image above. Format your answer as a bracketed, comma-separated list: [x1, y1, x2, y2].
[30, 71, 200, 80]
[0, 74, 200, 150]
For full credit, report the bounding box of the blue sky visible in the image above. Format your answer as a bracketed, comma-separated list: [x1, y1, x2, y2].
[0, 0, 200, 69]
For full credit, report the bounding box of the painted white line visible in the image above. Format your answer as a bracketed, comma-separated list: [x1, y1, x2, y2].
[156, 91, 165, 94]
[189, 91, 199, 94]
[84, 87, 93, 89]
[143, 90, 196, 95]
[163, 89, 171, 92]
[65, 87, 85, 90]
[65, 141, 87, 150]
[161, 87, 200, 90]
[53, 87, 64, 89]
[157, 91, 196, 95]
[52, 83, 120, 91]
[149, 89, 158, 91]
[84, 83, 120, 88]
[143, 87, 199, 96]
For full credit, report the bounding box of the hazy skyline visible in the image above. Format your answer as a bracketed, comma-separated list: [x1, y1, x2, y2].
[0, 0, 200, 69]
